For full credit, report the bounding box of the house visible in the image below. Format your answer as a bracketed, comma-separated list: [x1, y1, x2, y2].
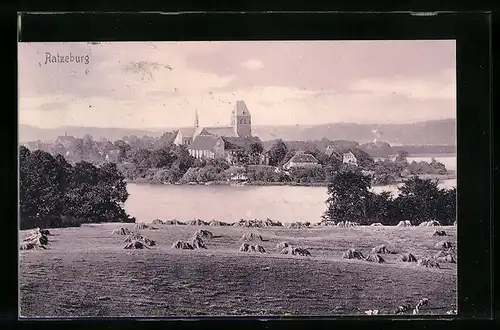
[55, 133, 76, 149]
[98, 140, 120, 162]
[325, 145, 343, 159]
[173, 100, 252, 146]
[220, 136, 262, 165]
[283, 151, 322, 170]
[342, 151, 358, 166]
[188, 135, 224, 160]
[325, 145, 337, 157]
[188, 134, 262, 165]
[342, 149, 374, 167]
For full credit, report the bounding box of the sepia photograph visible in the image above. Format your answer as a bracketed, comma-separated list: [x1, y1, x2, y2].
[18, 40, 457, 318]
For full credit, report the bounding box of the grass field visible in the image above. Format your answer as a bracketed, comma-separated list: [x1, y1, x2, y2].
[19, 223, 457, 318]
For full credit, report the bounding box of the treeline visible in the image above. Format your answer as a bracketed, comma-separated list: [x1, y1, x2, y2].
[324, 169, 457, 225]
[261, 138, 359, 155]
[19, 146, 134, 230]
[368, 152, 449, 185]
[118, 143, 196, 183]
[26, 133, 451, 186]
[391, 145, 456, 155]
[98, 137, 450, 185]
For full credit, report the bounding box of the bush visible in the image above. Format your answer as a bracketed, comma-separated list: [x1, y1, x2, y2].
[289, 167, 325, 183]
[393, 176, 455, 225]
[323, 169, 456, 225]
[324, 168, 372, 222]
[19, 146, 133, 229]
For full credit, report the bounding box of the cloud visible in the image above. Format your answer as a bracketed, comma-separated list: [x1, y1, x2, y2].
[19, 42, 235, 102]
[348, 69, 455, 100]
[18, 83, 456, 129]
[39, 102, 70, 112]
[18, 42, 456, 128]
[241, 59, 263, 71]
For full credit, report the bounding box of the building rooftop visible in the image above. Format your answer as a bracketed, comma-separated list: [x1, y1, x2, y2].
[197, 126, 238, 138]
[177, 127, 196, 138]
[188, 135, 221, 151]
[287, 152, 320, 164]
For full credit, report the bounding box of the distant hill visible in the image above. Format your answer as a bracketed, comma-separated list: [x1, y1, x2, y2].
[19, 118, 456, 146]
[252, 119, 456, 145]
[19, 125, 167, 143]
[358, 141, 394, 158]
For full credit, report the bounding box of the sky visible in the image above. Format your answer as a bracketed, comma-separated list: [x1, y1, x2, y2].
[18, 40, 456, 129]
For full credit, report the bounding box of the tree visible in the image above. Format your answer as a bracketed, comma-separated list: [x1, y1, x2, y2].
[114, 139, 131, 162]
[435, 187, 456, 225]
[430, 158, 448, 175]
[19, 146, 133, 229]
[233, 149, 250, 165]
[170, 145, 195, 174]
[324, 154, 343, 171]
[289, 167, 325, 183]
[124, 135, 141, 149]
[366, 191, 396, 225]
[70, 138, 86, 163]
[206, 158, 230, 172]
[19, 148, 66, 229]
[150, 147, 174, 168]
[128, 148, 152, 171]
[62, 161, 132, 223]
[268, 139, 288, 166]
[52, 142, 66, 156]
[249, 141, 264, 155]
[394, 176, 442, 224]
[395, 150, 409, 163]
[248, 141, 264, 165]
[324, 169, 372, 223]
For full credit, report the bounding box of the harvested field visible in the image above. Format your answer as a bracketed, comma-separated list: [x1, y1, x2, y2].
[19, 223, 457, 317]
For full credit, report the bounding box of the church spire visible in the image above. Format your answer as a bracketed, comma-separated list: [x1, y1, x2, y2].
[194, 109, 199, 128]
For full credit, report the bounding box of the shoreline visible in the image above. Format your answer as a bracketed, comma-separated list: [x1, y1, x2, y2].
[77, 221, 456, 229]
[124, 173, 456, 187]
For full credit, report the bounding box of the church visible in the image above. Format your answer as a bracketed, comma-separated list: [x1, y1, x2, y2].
[173, 100, 263, 163]
[173, 100, 252, 146]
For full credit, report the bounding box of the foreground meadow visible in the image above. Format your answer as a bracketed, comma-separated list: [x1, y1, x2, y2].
[19, 223, 457, 318]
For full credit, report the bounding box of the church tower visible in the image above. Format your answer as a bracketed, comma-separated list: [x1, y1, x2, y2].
[194, 109, 199, 128]
[231, 100, 252, 137]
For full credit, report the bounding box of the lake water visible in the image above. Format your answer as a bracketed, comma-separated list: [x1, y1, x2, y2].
[125, 156, 456, 224]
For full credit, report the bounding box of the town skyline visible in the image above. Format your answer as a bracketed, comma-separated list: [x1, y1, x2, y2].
[19, 40, 456, 129]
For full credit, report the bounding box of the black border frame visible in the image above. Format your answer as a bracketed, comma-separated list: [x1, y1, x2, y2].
[3, 8, 495, 329]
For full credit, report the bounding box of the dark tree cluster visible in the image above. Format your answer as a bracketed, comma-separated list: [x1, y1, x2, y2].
[324, 168, 456, 225]
[19, 146, 134, 230]
[27, 133, 449, 186]
[178, 158, 232, 183]
[369, 151, 449, 185]
[119, 144, 196, 183]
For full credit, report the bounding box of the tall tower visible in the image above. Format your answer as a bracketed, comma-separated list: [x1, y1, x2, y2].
[194, 109, 199, 128]
[232, 100, 252, 137]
